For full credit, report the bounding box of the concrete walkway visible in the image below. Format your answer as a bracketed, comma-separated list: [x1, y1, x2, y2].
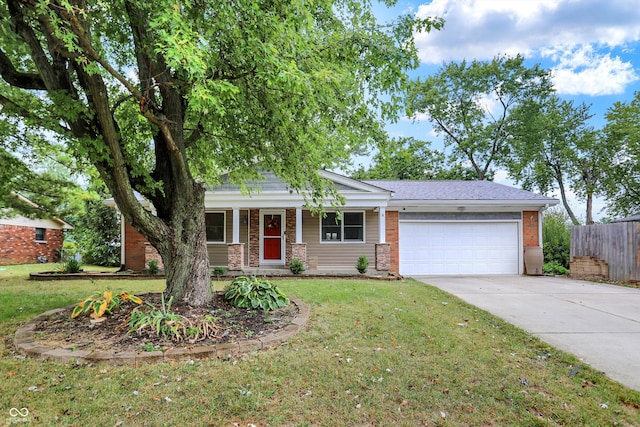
[414, 275, 640, 391]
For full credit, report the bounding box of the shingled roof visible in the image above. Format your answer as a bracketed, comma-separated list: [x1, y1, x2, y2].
[364, 180, 558, 203]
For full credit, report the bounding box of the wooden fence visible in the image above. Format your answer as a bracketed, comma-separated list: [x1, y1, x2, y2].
[570, 222, 640, 282]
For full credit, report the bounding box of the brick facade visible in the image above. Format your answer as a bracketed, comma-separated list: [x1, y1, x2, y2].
[375, 243, 390, 271]
[522, 210, 539, 247]
[124, 223, 164, 271]
[285, 209, 296, 265]
[0, 225, 64, 265]
[385, 211, 399, 274]
[227, 243, 245, 270]
[249, 209, 260, 267]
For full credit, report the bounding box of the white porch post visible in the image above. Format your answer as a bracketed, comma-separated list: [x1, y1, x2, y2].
[232, 208, 240, 244]
[378, 207, 386, 243]
[296, 208, 303, 243]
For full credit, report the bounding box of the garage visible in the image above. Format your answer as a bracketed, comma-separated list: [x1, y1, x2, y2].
[399, 221, 520, 275]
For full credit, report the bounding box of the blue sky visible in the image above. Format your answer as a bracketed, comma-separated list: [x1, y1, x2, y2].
[362, 0, 640, 220]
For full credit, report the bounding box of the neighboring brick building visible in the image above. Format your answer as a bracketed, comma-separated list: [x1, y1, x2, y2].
[0, 214, 72, 265]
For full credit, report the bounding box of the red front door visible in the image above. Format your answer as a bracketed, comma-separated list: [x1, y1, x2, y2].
[263, 214, 282, 261]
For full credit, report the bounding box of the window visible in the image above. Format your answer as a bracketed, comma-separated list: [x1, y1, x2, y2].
[205, 212, 225, 243]
[321, 212, 364, 242]
[35, 228, 46, 242]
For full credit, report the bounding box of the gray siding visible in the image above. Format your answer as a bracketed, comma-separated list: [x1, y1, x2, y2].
[207, 210, 249, 267]
[303, 210, 378, 270]
[400, 212, 522, 221]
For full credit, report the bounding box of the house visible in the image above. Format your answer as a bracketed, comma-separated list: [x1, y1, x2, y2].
[110, 171, 559, 275]
[0, 194, 73, 265]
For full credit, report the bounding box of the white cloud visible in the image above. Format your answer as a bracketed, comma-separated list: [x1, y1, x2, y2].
[413, 0, 640, 96]
[550, 47, 638, 95]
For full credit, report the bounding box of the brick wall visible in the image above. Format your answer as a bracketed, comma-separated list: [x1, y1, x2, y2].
[570, 256, 609, 280]
[0, 225, 64, 265]
[124, 223, 147, 271]
[523, 211, 539, 247]
[249, 209, 260, 267]
[385, 211, 399, 274]
[285, 209, 295, 264]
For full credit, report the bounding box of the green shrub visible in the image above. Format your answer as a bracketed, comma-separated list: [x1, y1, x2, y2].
[213, 266, 227, 278]
[543, 209, 571, 268]
[147, 259, 159, 275]
[356, 255, 369, 274]
[224, 276, 289, 312]
[543, 261, 570, 276]
[62, 258, 82, 274]
[289, 258, 305, 274]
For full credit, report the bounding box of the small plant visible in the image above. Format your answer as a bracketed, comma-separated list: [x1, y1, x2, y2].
[543, 261, 570, 276]
[224, 276, 289, 312]
[61, 258, 82, 274]
[72, 291, 143, 319]
[147, 259, 159, 275]
[356, 255, 369, 274]
[213, 266, 227, 278]
[289, 258, 305, 274]
[128, 294, 219, 342]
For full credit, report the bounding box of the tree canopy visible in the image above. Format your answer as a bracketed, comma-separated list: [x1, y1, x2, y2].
[0, 0, 442, 305]
[405, 55, 553, 181]
[352, 136, 480, 181]
[506, 96, 613, 225]
[603, 92, 640, 217]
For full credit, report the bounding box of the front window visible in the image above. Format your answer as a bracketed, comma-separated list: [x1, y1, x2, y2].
[322, 212, 364, 242]
[205, 212, 225, 243]
[35, 228, 46, 242]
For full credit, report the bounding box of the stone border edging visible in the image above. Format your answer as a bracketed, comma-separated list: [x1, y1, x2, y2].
[14, 298, 309, 366]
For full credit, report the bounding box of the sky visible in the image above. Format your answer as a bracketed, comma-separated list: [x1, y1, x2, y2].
[363, 0, 640, 221]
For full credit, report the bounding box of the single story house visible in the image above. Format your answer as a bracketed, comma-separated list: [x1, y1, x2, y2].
[0, 194, 73, 265]
[110, 171, 559, 275]
[112, 171, 559, 275]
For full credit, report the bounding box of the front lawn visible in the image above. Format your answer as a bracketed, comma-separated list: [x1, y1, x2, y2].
[1, 264, 638, 425]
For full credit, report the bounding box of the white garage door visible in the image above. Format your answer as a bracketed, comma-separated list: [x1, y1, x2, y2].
[399, 222, 520, 275]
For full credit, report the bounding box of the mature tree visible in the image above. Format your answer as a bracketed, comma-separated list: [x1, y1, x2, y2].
[0, 149, 81, 218]
[405, 55, 553, 180]
[507, 96, 614, 225]
[602, 92, 640, 217]
[0, 0, 442, 306]
[352, 137, 479, 180]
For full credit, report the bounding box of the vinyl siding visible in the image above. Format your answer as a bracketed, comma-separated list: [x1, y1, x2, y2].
[206, 210, 249, 267]
[303, 210, 378, 270]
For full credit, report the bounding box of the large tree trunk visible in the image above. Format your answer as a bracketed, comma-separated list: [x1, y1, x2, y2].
[147, 183, 213, 307]
[162, 203, 212, 307]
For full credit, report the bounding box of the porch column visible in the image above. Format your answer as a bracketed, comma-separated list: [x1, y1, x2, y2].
[296, 208, 303, 243]
[375, 207, 389, 272]
[232, 208, 240, 244]
[378, 207, 386, 243]
[227, 208, 244, 270]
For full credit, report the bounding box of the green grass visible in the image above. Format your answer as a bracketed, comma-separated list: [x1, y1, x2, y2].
[1, 265, 639, 426]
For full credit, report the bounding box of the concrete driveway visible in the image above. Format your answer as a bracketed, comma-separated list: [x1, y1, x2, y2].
[414, 275, 640, 391]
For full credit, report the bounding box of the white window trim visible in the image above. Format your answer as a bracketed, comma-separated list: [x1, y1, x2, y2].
[205, 211, 226, 244]
[320, 210, 365, 244]
[34, 227, 47, 242]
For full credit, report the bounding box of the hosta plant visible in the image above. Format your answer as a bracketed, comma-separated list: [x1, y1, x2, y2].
[71, 291, 142, 319]
[128, 293, 219, 342]
[225, 276, 289, 312]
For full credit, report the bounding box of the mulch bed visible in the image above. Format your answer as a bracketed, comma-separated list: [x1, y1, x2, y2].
[32, 292, 298, 353]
